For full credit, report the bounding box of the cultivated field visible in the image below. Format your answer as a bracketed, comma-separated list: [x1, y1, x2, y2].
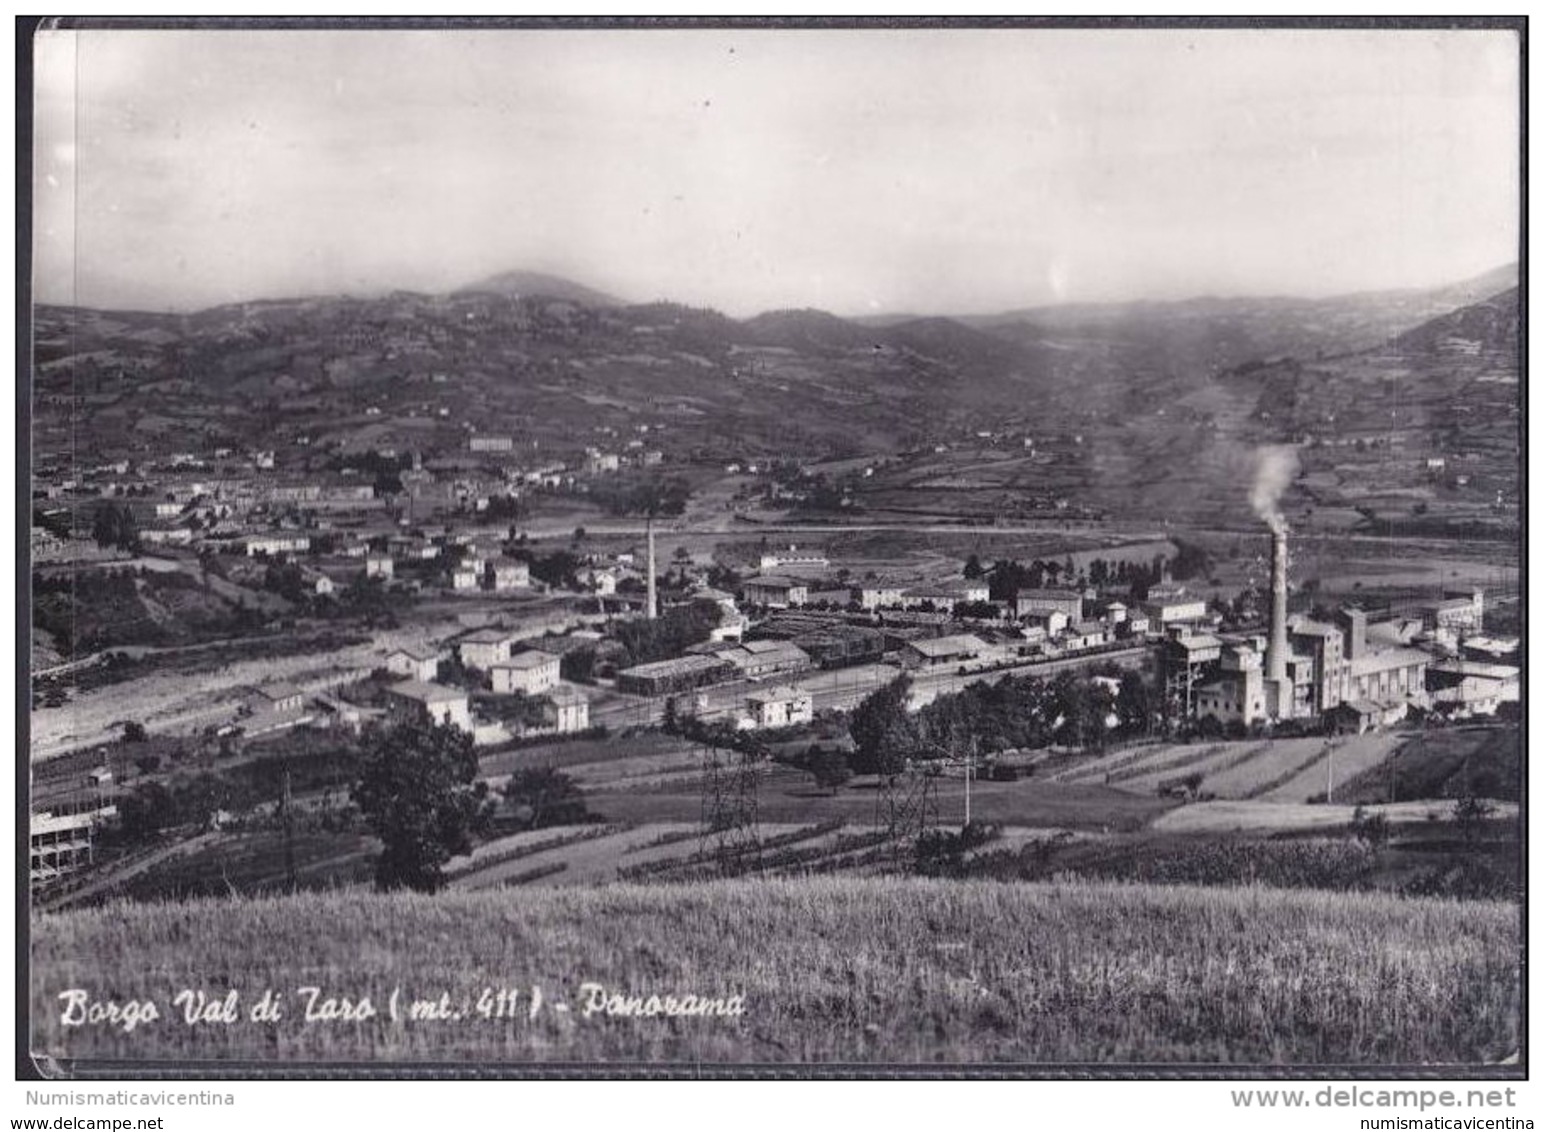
[30, 878, 1519, 1067]
[1056, 734, 1406, 803]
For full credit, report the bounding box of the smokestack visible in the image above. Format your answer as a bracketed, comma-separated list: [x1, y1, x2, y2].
[1266, 528, 1288, 682]
[1262, 527, 1292, 719]
[646, 517, 657, 620]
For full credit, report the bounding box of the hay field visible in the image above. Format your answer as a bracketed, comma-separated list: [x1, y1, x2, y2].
[31, 877, 1518, 1067]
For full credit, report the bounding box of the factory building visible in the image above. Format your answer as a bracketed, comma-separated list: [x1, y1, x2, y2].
[1012, 589, 1084, 622]
[616, 655, 736, 697]
[1186, 526, 1431, 728]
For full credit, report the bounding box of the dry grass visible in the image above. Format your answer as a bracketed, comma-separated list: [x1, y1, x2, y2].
[31, 877, 1517, 1067]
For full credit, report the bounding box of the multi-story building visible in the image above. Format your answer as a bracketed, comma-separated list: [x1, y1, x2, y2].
[1013, 589, 1084, 622]
[491, 650, 561, 696]
[458, 628, 517, 670]
[383, 680, 472, 732]
[741, 575, 810, 609]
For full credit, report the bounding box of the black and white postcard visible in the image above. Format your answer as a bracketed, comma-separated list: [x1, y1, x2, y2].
[22, 19, 1525, 1085]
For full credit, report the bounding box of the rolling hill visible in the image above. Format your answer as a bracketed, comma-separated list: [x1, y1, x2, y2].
[30, 264, 1519, 532]
[455, 269, 624, 307]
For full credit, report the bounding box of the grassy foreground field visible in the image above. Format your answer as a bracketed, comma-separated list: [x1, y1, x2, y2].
[31, 878, 1518, 1067]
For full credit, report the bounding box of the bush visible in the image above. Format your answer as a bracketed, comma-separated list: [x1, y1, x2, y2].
[502, 767, 593, 830]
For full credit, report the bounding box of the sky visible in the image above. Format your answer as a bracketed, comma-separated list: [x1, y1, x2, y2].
[33, 26, 1520, 317]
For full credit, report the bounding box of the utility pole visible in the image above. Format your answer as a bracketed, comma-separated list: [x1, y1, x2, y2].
[964, 736, 977, 828]
[646, 514, 657, 621]
[281, 764, 296, 894]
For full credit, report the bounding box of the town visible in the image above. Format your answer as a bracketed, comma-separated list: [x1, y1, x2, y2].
[29, 393, 1519, 897]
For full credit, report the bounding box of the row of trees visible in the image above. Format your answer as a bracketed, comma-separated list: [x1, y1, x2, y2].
[91, 502, 141, 553]
[976, 541, 1213, 602]
[848, 669, 1153, 775]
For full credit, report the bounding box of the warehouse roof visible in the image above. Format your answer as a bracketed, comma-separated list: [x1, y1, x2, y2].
[906, 634, 987, 658]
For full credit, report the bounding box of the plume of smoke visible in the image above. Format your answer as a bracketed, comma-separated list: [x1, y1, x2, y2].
[1250, 445, 1300, 534]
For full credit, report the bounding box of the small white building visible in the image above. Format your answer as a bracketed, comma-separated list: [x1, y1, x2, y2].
[469, 435, 515, 453]
[758, 546, 830, 573]
[542, 685, 590, 734]
[744, 685, 814, 730]
[491, 650, 561, 696]
[489, 561, 531, 591]
[451, 567, 480, 591]
[247, 681, 306, 715]
[901, 634, 991, 670]
[365, 555, 395, 579]
[1142, 595, 1209, 625]
[1063, 621, 1108, 651]
[245, 534, 311, 557]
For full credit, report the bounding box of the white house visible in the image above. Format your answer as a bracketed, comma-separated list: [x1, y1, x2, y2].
[458, 628, 517, 670]
[542, 685, 590, 734]
[857, 583, 908, 610]
[386, 647, 440, 683]
[491, 650, 561, 696]
[490, 561, 531, 591]
[744, 685, 814, 729]
[246, 681, 305, 715]
[365, 555, 394, 579]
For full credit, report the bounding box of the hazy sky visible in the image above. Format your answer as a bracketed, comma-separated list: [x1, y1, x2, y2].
[34, 26, 1519, 316]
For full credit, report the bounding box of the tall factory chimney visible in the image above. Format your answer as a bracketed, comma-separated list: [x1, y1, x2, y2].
[1265, 526, 1290, 717]
[645, 516, 658, 621]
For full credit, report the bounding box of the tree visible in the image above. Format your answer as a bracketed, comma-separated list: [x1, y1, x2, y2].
[1350, 803, 1390, 849]
[117, 781, 178, 841]
[1116, 671, 1151, 735]
[91, 502, 140, 553]
[1453, 793, 1495, 846]
[352, 720, 490, 893]
[962, 553, 984, 580]
[953, 600, 999, 620]
[560, 645, 597, 684]
[807, 746, 852, 794]
[502, 767, 591, 829]
[848, 676, 916, 777]
[122, 720, 148, 743]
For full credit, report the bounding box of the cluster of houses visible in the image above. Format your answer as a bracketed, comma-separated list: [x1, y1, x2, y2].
[375, 630, 593, 740]
[39, 429, 685, 594]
